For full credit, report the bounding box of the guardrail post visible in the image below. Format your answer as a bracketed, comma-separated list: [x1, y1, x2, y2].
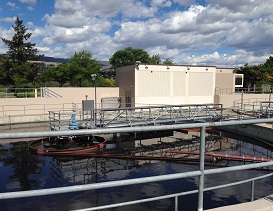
[251, 180, 255, 201]
[198, 126, 206, 211]
[175, 195, 178, 211]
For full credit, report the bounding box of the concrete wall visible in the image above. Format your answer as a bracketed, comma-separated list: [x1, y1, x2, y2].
[224, 124, 273, 146]
[0, 87, 119, 126]
[0, 113, 49, 129]
[0, 97, 75, 115]
[48, 87, 119, 108]
[214, 94, 270, 108]
[0, 87, 271, 126]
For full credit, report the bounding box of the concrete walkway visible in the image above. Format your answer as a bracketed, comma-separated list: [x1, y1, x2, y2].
[206, 196, 273, 211]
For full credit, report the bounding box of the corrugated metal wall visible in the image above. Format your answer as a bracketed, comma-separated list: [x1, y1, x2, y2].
[173, 72, 186, 96]
[188, 72, 214, 96]
[138, 71, 170, 97]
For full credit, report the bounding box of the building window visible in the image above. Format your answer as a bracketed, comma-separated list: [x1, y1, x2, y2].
[235, 74, 244, 87]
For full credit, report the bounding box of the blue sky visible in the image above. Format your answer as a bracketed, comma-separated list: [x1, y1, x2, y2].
[1, 0, 273, 67]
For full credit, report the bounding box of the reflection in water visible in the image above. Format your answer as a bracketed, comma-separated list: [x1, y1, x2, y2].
[0, 142, 44, 191]
[0, 130, 273, 210]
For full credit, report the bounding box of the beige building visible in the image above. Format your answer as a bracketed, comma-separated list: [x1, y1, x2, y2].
[116, 64, 240, 107]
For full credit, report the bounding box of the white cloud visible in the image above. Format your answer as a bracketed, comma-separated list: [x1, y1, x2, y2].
[19, 0, 36, 6]
[1, 17, 17, 23]
[6, 2, 19, 9]
[27, 6, 35, 11]
[2, 0, 273, 67]
[173, 0, 195, 6]
[44, 12, 89, 28]
[122, 1, 157, 18]
[161, 5, 205, 33]
[181, 50, 268, 67]
[66, 34, 119, 60]
[151, 0, 172, 7]
[53, 0, 157, 19]
[113, 20, 163, 47]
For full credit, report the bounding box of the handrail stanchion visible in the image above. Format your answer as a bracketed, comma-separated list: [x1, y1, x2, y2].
[251, 180, 255, 201]
[198, 126, 206, 211]
[175, 195, 178, 211]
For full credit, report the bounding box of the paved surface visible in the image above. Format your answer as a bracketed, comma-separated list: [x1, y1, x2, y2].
[206, 197, 273, 211]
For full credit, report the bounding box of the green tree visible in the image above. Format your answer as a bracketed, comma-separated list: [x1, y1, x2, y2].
[104, 78, 116, 87]
[42, 63, 70, 87]
[149, 54, 161, 64]
[0, 55, 12, 86]
[263, 56, 273, 78]
[69, 50, 100, 87]
[109, 47, 150, 69]
[163, 58, 174, 65]
[1, 17, 44, 87]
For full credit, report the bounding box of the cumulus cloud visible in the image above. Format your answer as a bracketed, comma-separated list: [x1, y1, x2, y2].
[161, 5, 205, 33]
[2, 0, 273, 66]
[173, 0, 195, 6]
[19, 0, 36, 6]
[6, 2, 19, 10]
[113, 20, 163, 48]
[151, 0, 172, 7]
[1, 17, 17, 23]
[27, 6, 35, 11]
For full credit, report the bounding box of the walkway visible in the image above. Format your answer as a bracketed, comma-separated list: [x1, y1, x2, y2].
[50, 104, 229, 130]
[206, 196, 273, 211]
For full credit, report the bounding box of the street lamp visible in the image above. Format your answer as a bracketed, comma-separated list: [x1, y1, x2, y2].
[91, 74, 97, 127]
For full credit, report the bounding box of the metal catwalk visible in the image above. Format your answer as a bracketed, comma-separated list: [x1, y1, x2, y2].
[49, 104, 230, 130]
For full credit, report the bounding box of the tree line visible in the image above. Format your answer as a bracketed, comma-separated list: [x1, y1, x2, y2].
[236, 56, 273, 89]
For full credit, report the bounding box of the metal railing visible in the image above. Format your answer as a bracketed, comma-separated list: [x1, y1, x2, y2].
[48, 104, 225, 130]
[41, 87, 62, 98]
[1, 118, 273, 211]
[0, 88, 41, 98]
[215, 87, 272, 95]
[0, 103, 81, 116]
[0, 87, 63, 98]
[233, 98, 270, 111]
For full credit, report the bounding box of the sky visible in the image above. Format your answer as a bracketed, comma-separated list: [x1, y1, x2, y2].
[0, 0, 273, 67]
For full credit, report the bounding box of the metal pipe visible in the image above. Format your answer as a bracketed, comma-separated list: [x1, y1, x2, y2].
[175, 196, 178, 211]
[164, 150, 273, 162]
[251, 180, 255, 201]
[1, 118, 273, 139]
[198, 126, 205, 211]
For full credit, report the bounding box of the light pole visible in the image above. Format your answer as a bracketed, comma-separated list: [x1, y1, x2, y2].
[91, 74, 97, 127]
[269, 90, 272, 108]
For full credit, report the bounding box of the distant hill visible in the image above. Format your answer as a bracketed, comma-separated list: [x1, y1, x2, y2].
[40, 56, 110, 67]
[1, 54, 111, 68]
[40, 56, 70, 63]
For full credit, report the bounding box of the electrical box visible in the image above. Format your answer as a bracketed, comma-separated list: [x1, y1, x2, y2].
[82, 100, 94, 111]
